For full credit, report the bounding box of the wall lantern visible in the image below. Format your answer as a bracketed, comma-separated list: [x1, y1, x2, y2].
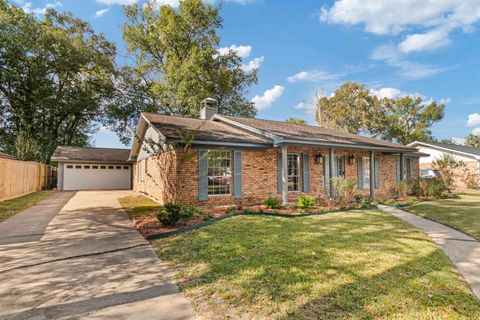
[315, 152, 323, 164]
[348, 155, 356, 165]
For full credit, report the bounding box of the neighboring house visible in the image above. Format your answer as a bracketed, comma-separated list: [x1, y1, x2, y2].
[129, 98, 421, 206]
[408, 141, 480, 189]
[52, 146, 132, 191]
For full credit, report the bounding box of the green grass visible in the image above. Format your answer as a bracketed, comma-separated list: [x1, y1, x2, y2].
[404, 193, 480, 241]
[118, 195, 161, 218]
[153, 209, 480, 319]
[0, 191, 54, 222]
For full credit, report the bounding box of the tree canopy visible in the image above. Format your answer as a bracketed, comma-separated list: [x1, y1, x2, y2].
[465, 133, 480, 148]
[285, 117, 307, 125]
[0, 1, 116, 162]
[315, 82, 445, 145]
[104, 0, 258, 144]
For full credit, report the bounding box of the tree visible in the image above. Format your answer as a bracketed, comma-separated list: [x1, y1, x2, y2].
[315, 82, 445, 145]
[465, 134, 480, 148]
[106, 0, 257, 144]
[0, 1, 116, 163]
[433, 154, 464, 191]
[285, 117, 307, 125]
[439, 138, 460, 145]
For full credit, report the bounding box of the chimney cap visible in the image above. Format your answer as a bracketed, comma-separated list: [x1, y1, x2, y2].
[200, 97, 218, 120]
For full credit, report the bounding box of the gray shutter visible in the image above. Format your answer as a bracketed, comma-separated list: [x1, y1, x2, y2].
[396, 157, 401, 183]
[324, 156, 330, 192]
[234, 151, 242, 199]
[303, 154, 310, 192]
[333, 156, 338, 177]
[198, 150, 208, 201]
[277, 153, 282, 194]
[358, 157, 364, 189]
[374, 157, 380, 189]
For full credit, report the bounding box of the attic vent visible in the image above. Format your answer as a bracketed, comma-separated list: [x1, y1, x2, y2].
[200, 97, 218, 120]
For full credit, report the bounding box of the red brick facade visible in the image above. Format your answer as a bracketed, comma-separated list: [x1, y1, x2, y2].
[133, 146, 420, 206]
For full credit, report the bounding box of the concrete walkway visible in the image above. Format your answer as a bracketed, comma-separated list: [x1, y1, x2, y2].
[0, 192, 75, 245]
[378, 204, 480, 300]
[0, 191, 196, 320]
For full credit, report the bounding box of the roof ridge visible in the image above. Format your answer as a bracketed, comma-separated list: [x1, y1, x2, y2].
[59, 146, 130, 151]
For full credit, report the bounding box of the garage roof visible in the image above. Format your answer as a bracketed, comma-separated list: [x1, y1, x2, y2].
[52, 146, 132, 163]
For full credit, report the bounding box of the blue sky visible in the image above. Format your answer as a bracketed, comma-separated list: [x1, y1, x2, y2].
[16, 0, 480, 148]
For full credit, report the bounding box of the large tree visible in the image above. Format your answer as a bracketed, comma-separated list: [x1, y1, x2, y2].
[465, 133, 480, 148]
[105, 0, 257, 144]
[285, 117, 307, 125]
[0, 1, 116, 162]
[315, 82, 445, 145]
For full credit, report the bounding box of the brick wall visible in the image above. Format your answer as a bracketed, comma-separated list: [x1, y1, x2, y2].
[133, 146, 420, 206]
[420, 160, 480, 189]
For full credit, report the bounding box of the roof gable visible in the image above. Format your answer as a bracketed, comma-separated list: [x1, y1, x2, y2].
[408, 141, 480, 158]
[52, 146, 131, 163]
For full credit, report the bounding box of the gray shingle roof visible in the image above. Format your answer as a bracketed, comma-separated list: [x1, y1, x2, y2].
[143, 113, 271, 145]
[221, 115, 415, 151]
[414, 141, 480, 157]
[51, 146, 131, 163]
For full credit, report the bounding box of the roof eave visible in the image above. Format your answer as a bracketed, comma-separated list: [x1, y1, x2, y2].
[408, 141, 480, 160]
[277, 138, 417, 153]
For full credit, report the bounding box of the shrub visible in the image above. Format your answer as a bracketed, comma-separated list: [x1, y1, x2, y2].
[462, 171, 479, 189]
[380, 181, 399, 199]
[263, 194, 282, 209]
[331, 177, 359, 207]
[156, 203, 202, 226]
[355, 194, 373, 208]
[433, 154, 465, 191]
[425, 178, 448, 198]
[297, 195, 316, 209]
[398, 179, 417, 197]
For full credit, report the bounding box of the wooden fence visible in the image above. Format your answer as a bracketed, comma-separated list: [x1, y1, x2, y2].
[0, 159, 57, 201]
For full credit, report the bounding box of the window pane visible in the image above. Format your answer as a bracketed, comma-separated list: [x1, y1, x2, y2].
[207, 150, 232, 195]
[287, 154, 301, 191]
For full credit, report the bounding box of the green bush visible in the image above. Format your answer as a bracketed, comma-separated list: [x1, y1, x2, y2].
[156, 203, 202, 226]
[426, 178, 448, 198]
[398, 179, 417, 197]
[297, 195, 316, 209]
[263, 194, 282, 209]
[355, 195, 373, 208]
[331, 177, 359, 207]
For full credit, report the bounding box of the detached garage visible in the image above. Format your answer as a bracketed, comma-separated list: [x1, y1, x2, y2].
[52, 146, 132, 191]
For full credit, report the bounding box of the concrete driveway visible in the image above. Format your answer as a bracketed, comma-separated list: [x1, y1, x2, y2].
[0, 191, 195, 320]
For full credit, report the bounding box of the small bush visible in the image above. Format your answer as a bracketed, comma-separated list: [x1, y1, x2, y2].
[398, 179, 417, 197]
[425, 178, 448, 198]
[462, 171, 479, 189]
[355, 195, 373, 208]
[156, 203, 202, 226]
[331, 177, 359, 207]
[263, 194, 282, 209]
[297, 195, 316, 209]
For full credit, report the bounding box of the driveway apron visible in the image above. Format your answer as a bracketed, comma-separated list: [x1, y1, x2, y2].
[378, 204, 480, 300]
[0, 190, 196, 320]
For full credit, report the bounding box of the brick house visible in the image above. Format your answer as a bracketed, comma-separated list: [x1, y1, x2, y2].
[408, 141, 480, 189]
[129, 98, 421, 206]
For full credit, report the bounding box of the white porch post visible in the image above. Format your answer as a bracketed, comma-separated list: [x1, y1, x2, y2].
[282, 145, 288, 205]
[369, 150, 375, 199]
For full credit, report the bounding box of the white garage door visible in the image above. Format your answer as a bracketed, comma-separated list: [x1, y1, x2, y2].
[63, 163, 131, 190]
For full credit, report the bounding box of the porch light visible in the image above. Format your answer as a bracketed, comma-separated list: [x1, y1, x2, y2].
[315, 152, 323, 164]
[348, 155, 356, 165]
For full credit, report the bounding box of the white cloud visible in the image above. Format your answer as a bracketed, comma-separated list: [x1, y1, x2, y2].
[20, 1, 62, 15]
[370, 44, 449, 79]
[320, 0, 480, 53]
[225, 0, 255, 4]
[467, 113, 480, 127]
[97, 0, 138, 4]
[370, 87, 403, 99]
[94, 8, 109, 18]
[218, 45, 252, 58]
[294, 102, 316, 115]
[287, 70, 343, 83]
[473, 127, 480, 136]
[251, 85, 285, 110]
[452, 137, 466, 145]
[241, 56, 264, 72]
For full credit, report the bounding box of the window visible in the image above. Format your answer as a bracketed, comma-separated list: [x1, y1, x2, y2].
[334, 156, 345, 177]
[66, 165, 73, 169]
[92, 166, 98, 169]
[207, 150, 232, 195]
[108, 165, 114, 169]
[100, 165, 106, 169]
[404, 158, 412, 179]
[116, 166, 122, 169]
[287, 154, 301, 192]
[84, 165, 90, 169]
[123, 166, 129, 169]
[75, 165, 82, 169]
[360, 156, 371, 190]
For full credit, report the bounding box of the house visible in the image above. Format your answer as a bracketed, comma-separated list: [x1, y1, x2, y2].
[52, 146, 132, 191]
[127, 98, 421, 206]
[408, 141, 480, 189]
[52, 98, 422, 203]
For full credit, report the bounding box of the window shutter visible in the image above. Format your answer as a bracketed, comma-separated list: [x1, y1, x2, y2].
[277, 153, 282, 194]
[333, 156, 338, 177]
[374, 157, 380, 189]
[396, 157, 401, 183]
[198, 150, 208, 201]
[303, 154, 310, 192]
[234, 151, 242, 199]
[358, 157, 364, 189]
[324, 156, 330, 192]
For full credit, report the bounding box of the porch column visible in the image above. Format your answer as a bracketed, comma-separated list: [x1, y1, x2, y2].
[282, 145, 288, 205]
[329, 148, 334, 197]
[369, 150, 375, 199]
[399, 153, 404, 181]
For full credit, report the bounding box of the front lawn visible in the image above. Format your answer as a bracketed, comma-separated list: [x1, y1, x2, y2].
[153, 209, 480, 319]
[0, 191, 54, 222]
[404, 192, 480, 240]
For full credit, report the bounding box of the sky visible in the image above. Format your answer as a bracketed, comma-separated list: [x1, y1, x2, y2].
[15, 0, 480, 148]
